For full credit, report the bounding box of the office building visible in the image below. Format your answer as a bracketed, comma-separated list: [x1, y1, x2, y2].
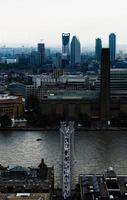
[30, 50, 40, 66]
[4, 193, 50, 200]
[62, 33, 70, 66]
[95, 38, 102, 63]
[0, 94, 24, 118]
[95, 68, 127, 92]
[53, 52, 62, 68]
[8, 82, 35, 100]
[80, 167, 127, 200]
[71, 36, 81, 66]
[38, 43, 45, 66]
[0, 159, 54, 195]
[109, 33, 116, 62]
[100, 48, 110, 124]
[62, 33, 70, 56]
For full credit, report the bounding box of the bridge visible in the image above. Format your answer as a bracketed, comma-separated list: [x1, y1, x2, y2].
[60, 121, 75, 199]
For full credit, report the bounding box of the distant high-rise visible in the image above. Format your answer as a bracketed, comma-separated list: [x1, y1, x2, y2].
[100, 48, 110, 125]
[71, 36, 81, 66]
[53, 53, 62, 68]
[62, 33, 70, 65]
[95, 38, 102, 63]
[38, 43, 45, 66]
[30, 51, 40, 66]
[109, 33, 116, 62]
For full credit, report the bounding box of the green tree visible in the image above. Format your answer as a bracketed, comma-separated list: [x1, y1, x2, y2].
[0, 114, 12, 128]
[77, 113, 91, 127]
[26, 95, 40, 112]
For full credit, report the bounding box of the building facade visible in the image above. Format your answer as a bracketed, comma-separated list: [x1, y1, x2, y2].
[38, 43, 45, 66]
[71, 36, 81, 66]
[95, 68, 127, 92]
[95, 38, 102, 63]
[0, 95, 24, 118]
[109, 33, 116, 62]
[62, 33, 70, 67]
[80, 167, 127, 199]
[100, 48, 110, 124]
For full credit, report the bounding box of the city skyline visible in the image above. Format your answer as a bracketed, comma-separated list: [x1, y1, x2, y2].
[0, 0, 127, 47]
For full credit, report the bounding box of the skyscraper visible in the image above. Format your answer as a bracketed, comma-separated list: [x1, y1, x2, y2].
[95, 38, 102, 63]
[109, 33, 116, 62]
[62, 33, 70, 56]
[100, 48, 110, 125]
[53, 53, 62, 68]
[38, 43, 45, 66]
[71, 36, 81, 66]
[30, 50, 40, 66]
[62, 33, 70, 67]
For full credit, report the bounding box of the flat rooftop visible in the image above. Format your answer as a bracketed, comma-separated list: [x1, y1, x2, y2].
[79, 172, 127, 199]
[47, 90, 99, 100]
[46, 90, 127, 100]
[0, 193, 50, 200]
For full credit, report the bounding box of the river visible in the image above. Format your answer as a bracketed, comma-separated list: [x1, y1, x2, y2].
[0, 130, 127, 188]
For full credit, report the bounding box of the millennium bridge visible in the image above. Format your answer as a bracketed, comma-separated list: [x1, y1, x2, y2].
[60, 121, 75, 199]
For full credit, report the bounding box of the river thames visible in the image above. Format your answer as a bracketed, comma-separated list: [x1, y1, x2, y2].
[0, 130, 127, 188]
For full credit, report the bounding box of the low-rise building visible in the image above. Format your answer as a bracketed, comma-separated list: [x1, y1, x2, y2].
[80, 167, 127, 199]
[0, 193, 50, 200]
[0, 159, 54, 194]
[8, 74, 88, 101]
[0, 94, 24, 118]
[95, 68, 127, 92]
[8, 82, 35, 100]
[39, 90, 127, 122]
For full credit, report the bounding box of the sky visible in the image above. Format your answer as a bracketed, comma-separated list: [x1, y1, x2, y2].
[0, 0, 127, 48]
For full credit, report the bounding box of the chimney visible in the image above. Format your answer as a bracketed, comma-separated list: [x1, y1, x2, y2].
[100, 48, 110, 126]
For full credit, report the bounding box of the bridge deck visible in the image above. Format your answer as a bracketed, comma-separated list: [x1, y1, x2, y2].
[60, 122, 74, 199]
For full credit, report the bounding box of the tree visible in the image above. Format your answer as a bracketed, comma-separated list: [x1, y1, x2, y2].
[26, 95, 40, 112]
[0, 114, 12, 128]
[77, 113, 91, 127]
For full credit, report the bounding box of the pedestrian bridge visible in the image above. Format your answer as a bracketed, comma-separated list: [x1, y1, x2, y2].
[60, 121, 75, 199]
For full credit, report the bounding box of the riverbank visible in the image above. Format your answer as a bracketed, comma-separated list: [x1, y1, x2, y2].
[0, 126, 127, 131]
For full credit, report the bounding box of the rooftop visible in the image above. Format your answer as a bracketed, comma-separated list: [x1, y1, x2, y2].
[0, 94, 22, 104]
[0, 94, 17, 100]
[111, 68, 127, 72]
[47, 90, 99, 100]
[8, 166, 30, 172]
[0, 193, 50, 200]
[79, 168, 127, 200]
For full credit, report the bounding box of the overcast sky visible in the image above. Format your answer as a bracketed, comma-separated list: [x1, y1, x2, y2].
[0, 0, 127, 47]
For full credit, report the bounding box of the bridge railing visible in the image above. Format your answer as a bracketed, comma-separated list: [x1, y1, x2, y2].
[60, 121, 74, 199]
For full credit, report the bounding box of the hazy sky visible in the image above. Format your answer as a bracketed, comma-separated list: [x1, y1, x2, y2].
[0, 0, 127, 47]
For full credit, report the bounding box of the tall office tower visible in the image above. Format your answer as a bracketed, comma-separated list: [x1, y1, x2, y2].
[109, 33, 116, 62]
[100, 48, 110, 125]
[30, 51, 40, 66]
[71, 36, 81, 66]
[95, 38, 102, 63]
[54, 53, 62, 68]
[62, 33, 70, 67]
[38, 43, 45, 66]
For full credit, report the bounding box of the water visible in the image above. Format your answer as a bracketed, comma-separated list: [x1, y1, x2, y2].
[0, 130, 127, 188]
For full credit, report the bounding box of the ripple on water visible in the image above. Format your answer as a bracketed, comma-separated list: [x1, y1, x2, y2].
[0, 130, 127, 186]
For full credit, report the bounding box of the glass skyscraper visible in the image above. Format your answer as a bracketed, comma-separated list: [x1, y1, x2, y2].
[95, 38, 102, 63]
[62, 33, 70, 67]
[71, 36, 81, 66]
[62, 33, 70, 57]
[109, 33, 116, 62]
[37, 43, 45, 66]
